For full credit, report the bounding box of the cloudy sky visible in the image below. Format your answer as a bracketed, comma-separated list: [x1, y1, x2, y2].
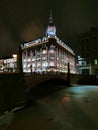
[0, 0, 98, 57]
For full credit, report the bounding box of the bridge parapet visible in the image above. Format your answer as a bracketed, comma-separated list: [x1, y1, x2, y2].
[24, 72, 67, 88]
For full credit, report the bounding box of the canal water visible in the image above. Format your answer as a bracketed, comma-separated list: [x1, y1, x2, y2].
[1, 85, 98, 130]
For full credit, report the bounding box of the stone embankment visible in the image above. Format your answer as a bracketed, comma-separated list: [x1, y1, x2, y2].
[70, 74, 98, 85]
[0, 73, 27, 113]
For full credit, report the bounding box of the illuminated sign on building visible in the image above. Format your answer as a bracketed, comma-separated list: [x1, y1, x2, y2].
[21, 37, 48, 49]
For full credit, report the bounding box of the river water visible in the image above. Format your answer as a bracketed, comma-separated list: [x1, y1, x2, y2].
[1, 85, 98, 130]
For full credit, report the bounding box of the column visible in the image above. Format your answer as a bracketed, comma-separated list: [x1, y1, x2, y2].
[35, 49, 37, 70]
[48, 46, 50, 66]
[55, 48, 58, 68]
[26, 50, 28, 71]
[40, 48, 42, 69]
[46, 46, 48, 66]
[30, 50, 33, 65]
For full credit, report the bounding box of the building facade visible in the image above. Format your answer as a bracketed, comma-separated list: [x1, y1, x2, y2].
[77, 27, 98, 75]
[21, 12, 76, 74]
[0, 55, 17, 72]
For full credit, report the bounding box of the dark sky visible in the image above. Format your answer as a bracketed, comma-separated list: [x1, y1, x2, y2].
[0, 0, 98, 57]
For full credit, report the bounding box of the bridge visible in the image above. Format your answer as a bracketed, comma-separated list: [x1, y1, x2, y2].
[24, 72, 70, 89]
[0, 72, 98, 112]
[24, 63, 71, 89]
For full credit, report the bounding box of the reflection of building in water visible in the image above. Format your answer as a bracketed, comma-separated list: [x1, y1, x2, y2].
[21, 11, 76, 73]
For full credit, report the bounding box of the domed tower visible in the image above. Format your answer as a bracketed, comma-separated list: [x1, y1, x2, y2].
[46, 10, 56, 37]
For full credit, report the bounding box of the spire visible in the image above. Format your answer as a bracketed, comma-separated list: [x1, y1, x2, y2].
[46, 10, 56, 37]
[49, 9, 53, 25]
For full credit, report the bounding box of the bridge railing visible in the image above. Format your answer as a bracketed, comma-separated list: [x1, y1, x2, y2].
[24, 71, 67, 77]
[24, 72, 68, 88]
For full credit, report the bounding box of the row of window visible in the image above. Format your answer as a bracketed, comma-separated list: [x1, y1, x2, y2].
[81, 36, 97, 43]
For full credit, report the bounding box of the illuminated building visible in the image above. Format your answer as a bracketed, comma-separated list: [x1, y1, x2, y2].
[21, 11, 76, 73]
[0, 54, 17, 72]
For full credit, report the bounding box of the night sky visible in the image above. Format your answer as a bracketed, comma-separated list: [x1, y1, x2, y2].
[0, 0, 98, 57]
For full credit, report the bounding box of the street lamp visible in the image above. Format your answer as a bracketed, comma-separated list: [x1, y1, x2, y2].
[12, 54, 17, 58]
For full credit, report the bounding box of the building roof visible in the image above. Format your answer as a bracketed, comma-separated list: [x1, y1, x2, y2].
[21, 36, 75, 55]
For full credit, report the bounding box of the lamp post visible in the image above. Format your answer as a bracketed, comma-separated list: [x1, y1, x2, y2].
[17, 44, 23, 73]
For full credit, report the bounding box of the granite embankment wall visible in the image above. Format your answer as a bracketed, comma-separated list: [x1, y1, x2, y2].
[70, 74, 98, 85]
[0, 73, 27, 113]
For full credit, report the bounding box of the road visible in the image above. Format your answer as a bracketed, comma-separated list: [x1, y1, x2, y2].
[2, 85, 98, 130]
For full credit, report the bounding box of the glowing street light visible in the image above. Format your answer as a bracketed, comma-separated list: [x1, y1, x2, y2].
[12, 54, 17, 58]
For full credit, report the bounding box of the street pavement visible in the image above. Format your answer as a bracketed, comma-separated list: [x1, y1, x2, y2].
[1, 85, 98, 130]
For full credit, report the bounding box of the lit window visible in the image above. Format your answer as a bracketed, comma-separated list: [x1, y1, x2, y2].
[42, 50, 46, 54]
[50, 62, 54, 66]
[94, 59, 97, 65]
